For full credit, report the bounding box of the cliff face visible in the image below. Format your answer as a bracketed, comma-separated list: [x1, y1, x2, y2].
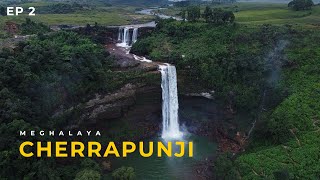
[83, 84, 138, 122]
[71, 55, 162, 138]
[72, 80, 162, 141]
[63, 25, 163, 137]
[105, 26, 155, 44]
[69, 25, 163, 133]
[80, 83, 161, 125]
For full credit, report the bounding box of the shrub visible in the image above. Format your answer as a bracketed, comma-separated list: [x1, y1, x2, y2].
[112, 166, 136, 180]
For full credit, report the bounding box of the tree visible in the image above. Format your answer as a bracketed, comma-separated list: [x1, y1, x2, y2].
[203, 6, 213, 23]
[202, 7, 235, 24]
[85, 24, 92, 35]
[75, 169, 101, 180]
[112, 167, 136, 180]
[80, 158, 101, 172]
[212, 8, 224, 24]
[222, 11, 235, 23]
[214, 153, 240, 179]
[174, 1, 190, 7]
[20, 18, 51, 35]
[181, 9, 186, 21]
[288, 0, 314, 11]
[0, 6, 6, 16]
[187, 6, 201, 22]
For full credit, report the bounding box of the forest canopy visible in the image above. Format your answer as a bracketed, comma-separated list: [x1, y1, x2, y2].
[131, 19, 320, 179]
[288, 0, 314, 10]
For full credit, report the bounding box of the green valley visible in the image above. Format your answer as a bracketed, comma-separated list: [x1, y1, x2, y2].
[0, 0, 319, 179]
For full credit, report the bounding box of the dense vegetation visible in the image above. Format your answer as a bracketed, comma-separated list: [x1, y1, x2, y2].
[288, 0, 314, 11]
[231, 28, 320, 179]
[132, 17, 320, 179]
[37, 3, 84, 14]
[202, 6, 235, 23]
[0, 30, 158, 179]
[178, 5, 235, 23]
[132, 20, 283, 110]
[1, 1, 319, 179]
[173, 0, 236, 7]
[0, 31, 112, 179]
[20, 18, 51, 35]
[0, 31, 114, 126]
[112, 166, 136, 180]
[108, 0, 166, 6]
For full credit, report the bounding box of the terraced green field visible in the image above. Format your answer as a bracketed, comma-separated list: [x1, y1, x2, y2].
[1, 12, 129, 26]
[159, 3, 320, 27]
[0, 3, 152, 33]
[1, 2, 319, 37]
[234, 3, 320, 25]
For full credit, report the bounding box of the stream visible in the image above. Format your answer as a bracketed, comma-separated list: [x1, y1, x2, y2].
[136, 8, 183, 21]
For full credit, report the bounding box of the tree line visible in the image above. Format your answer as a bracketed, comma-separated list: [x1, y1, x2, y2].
[174, 0, 237, 7]
[37, 3, 84, 14]
[288, 0, 314, 11]
[181, 6, 235, 24]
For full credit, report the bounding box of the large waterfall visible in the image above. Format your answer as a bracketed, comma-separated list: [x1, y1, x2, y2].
[117, 26, 183, 140]
[117, 27, 139, 47]
[160, 64, 183, 140]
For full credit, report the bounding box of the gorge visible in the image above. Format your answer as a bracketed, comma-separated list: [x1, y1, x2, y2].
[71, 10, 249, 179]
[103, 20, 221, 179]
[116, 26, 184, 140]
[32, 8, 255, 179]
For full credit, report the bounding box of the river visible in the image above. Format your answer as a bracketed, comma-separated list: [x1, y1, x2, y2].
[136, 8, 183, 21]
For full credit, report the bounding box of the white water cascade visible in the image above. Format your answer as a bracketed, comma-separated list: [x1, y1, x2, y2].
[117, 27, 123, 41]
[160, 64, 183, 140]
[132, 28, 138, 44]
[124, 27, 130, 45]
[117, 27, 139, 47]
[116, 26, 183, 140]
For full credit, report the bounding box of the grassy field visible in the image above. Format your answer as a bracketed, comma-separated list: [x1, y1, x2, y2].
[234, 3, 320, 25]
[1, 2, 320, 37]
[0, 3, 153, 34]
[0, 10, 152, 26]
[159, 3, 320, 27]
[0, 11, 146, 26]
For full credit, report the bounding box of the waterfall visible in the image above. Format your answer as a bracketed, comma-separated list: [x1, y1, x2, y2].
[116, 27, 183, 140]
[117, 27, 140, 47]
[123, 27, 130, 45]
[132, 28, 138, 44]
[118, 27, 123, 41]
[160, 64, 183, 140]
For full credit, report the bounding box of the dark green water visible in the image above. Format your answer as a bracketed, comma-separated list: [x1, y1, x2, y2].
[106, 97, 251, 179]
[107, 97, 223, 179]
[112, 135, 217, 180]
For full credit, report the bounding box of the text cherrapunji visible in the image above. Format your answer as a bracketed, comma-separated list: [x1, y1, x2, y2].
[19, 141, 193, 158]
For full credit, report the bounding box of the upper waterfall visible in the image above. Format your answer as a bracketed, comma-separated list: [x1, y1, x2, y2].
[117, 27, 139, 48]
[159, 64, 183, 140]
[132, 28, 138, 44]
[116, 25, 183, 140]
